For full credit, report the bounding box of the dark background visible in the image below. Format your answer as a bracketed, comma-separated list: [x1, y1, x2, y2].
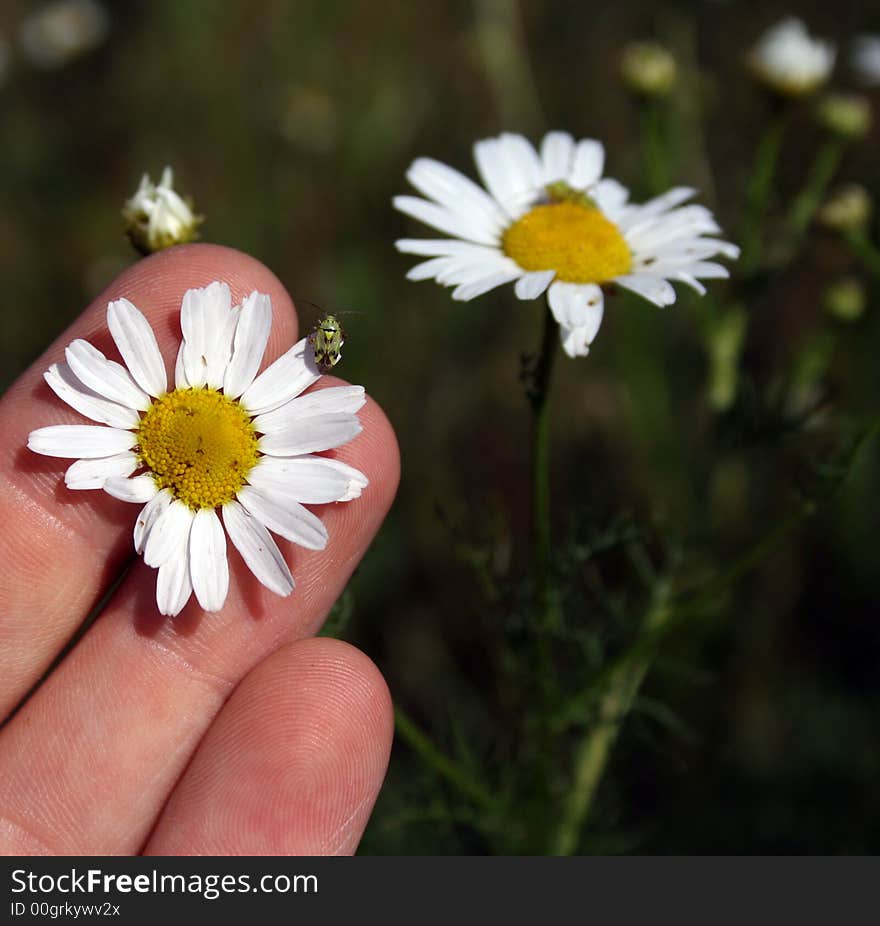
[1, 0, 878, 854]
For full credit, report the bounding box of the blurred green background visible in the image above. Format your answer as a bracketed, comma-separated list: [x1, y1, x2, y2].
[1, 0, 879, 854]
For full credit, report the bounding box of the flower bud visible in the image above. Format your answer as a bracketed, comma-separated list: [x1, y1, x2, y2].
[122, 167, 202, 255]
[817, 93, 872, 139]
[824, 277, 866, 322]
[620, 41, 677, 98]
[818, 184, 872, 233]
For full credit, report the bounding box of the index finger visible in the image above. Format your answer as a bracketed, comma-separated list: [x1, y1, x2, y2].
[0, 244, 299, 720]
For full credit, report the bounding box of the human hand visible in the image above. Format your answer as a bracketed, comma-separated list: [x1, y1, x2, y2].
[0, 245, 399, 855]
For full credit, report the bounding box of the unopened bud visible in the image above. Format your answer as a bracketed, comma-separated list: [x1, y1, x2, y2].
[621, 41, 677, 98]
[122, 167, 202, 255]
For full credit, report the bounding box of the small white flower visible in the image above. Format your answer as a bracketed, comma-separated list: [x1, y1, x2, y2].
[122, 167, 202, 255]
[394, 131, 738, 358]
[748, 18, 835, 96]
[18, 0, 109, 70]
[28, 282, 369, 617]
[851, 34, 880, 87]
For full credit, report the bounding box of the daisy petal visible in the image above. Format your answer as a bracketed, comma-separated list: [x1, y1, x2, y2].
[174, 341, 189, 388]
[406, 158, 507, 235]
[237, 485, 329, 550]
[515, 270, 556, 300]
[569, 139, 605, 189]
[190, 508, 229, 612]
[44, 363, 140, 429]
[615, 274, 677, 307]
[103, 473, 159, 504]
[473, 134, 541, 218]
[547, 281, 605, 332]
[253, 386, 366, 434]
[222, 500, 294, 597]
[156, 526, 193, 617]
[65, 340, 150, 411]
[107, 298, 167, 397]
[64, 452, 138, 490]
[223, 291, 272, 398]
[393, 195, 499, 247]
[180, 281, 232, 388]
[134, 488, 174, 555]
[258, 413, 362, 457]
[247, 456, 355, 504]
[28, 425, 136, 459]
[559, 324, 594, 358]
[451, 266, 522, 301]
[240, 338, 320, 416]
[310, 457, 369, 501]
[144, 499, 195, 569]
[540, 131, 575, 184]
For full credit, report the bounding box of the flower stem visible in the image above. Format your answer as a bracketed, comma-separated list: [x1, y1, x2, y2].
[529, 304, 560, 630]
[551, 583, 670, 855]
[394, 706, 499, 812]
[844, 228, 880, 277]
[739, 114, 788, 275]
[787, 138, 844, 241]
[639, 100, 670, 196]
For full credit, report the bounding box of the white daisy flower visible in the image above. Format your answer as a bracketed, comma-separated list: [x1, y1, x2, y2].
[748, 18, 835, 97]
[852, 34, 880, 87]
[122, 167, 202, 255]
[27, 282, 369, 617]
[394, 131, 738, 357]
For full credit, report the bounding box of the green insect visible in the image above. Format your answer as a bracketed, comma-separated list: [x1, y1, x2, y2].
[309, 313, 346, 372]
[544, 180, 597, 209]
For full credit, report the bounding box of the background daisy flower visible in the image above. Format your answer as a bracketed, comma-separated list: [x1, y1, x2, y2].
[394, 131, 738, 357]
[27, 281, 368, 617]
[748, 17, 835, 97]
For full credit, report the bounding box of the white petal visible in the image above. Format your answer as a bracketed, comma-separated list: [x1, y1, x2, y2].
[174, 341, 189, 388]
[180, 281, 232, 388]
[473, 134, 541, 218]
[569, 140, 605, 189]
[393, 195, 499, 246]
[156, 526, 193, 618]
[240, 337, 320, 416]
[237, 485, 329, 550]
[223, 291, 272, 398]
[106, 298, 167, 397]
[143, 499, 195, 568]
[547, 282, 605, 331]
[189, 508, 229, 612]
[222, 500, 294, 597]
[64, 452, 138, 490]
[514, 270, 556, 300]
[44, 363, 140, 429]
[65, 340, 150, 411]
[253, 386, 366, 435]
[406, 158, 507, 237]
[451, 266, 521, 301]
[592, 178, 630, 218]
[248, 456, 356, 504]
[103, 473, 159, 504]
[559, 323, 594, 358]
[134, 488, 174, 555]
[310, 456, 369, 501]
[615, 273, 677, 307]
[258, 413, 362, 457]
[28, 425, 136, 459]
[540, 131, 575, 183]
[396, 238, 508, 258]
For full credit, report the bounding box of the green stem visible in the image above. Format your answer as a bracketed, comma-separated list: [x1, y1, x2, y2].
[551, 584, 670, 856]
[529, 304, 559, 630]
[844, 228, 880, 277]
[740, 115, 788, 275]
[787, 138, 844, 240]
[639, 100, 670, 196]
[394, 706, 498, 811]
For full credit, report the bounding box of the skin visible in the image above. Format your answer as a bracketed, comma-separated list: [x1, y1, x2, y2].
[0, 244, 399, 855]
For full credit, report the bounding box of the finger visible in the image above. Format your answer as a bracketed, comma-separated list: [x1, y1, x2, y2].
[0, 359, 399, 854]
[144, 638, 393, 856]
[0, 244, 299, 720]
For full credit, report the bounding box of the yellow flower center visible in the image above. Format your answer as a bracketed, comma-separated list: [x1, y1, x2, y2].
[136, 387, 259, 510]
[501, 201, 632, 284]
